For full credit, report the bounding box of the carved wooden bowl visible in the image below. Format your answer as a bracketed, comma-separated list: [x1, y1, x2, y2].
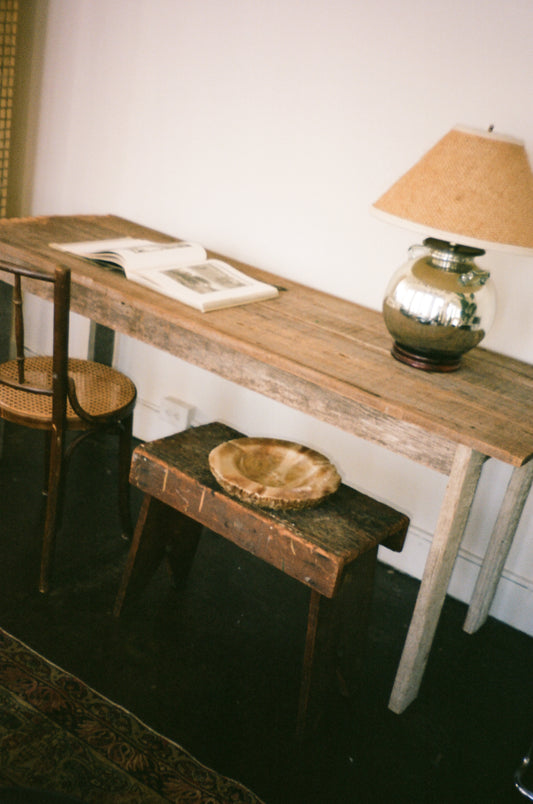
[208, 437, 341, 510]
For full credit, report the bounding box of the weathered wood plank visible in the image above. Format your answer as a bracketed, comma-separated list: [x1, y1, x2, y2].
[463, 460, 533, 634]
[3, 215, 529, 714]
[297, 549, 377, 735]
[208, 304, 533, 465]
[118, 422, 403, 733]
[0, 215, 531, 471]
[128, 422, 409, 599]
[113, 494, 202, 617]
[388, 445, 486, 714]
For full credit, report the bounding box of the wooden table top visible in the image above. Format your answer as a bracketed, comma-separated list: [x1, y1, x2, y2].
[0, 214, 532, 474]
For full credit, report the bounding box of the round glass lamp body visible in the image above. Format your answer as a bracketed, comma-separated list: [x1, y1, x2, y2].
[383, 238, 497, 371]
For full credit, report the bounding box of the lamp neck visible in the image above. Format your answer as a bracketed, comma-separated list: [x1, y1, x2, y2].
[423, 237, 485, 273]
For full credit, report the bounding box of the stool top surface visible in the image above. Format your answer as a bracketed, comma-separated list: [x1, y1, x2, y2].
[131, 424, 409, 597]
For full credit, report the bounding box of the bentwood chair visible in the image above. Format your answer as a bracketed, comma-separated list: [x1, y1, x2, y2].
[0, 260, 137, 593]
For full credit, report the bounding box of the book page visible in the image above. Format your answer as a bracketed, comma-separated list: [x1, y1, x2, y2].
[150, 259, 279, 311]
[50, 237, 279, 312]
[50, 238, 206, 274]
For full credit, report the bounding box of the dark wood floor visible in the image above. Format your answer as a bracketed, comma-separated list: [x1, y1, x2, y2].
[0, 421, 531, 803]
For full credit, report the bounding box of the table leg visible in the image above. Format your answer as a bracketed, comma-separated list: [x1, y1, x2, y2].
[463, 460, 533, 635]
[389, 445, 485, 714]
[87, 320, 115, 364]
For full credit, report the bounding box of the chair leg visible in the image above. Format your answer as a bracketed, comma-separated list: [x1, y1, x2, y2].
[117, 414, 134, 539]
[43, 430, 51, 494]
[39, 428, 66, 594]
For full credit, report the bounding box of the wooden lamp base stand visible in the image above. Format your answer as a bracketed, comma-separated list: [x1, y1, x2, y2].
[391, 342, 462, 373]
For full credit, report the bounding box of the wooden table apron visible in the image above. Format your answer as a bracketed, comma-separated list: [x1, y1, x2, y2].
[1, 214, 532, 714]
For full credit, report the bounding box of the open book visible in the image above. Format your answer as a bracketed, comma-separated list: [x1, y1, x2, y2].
[50, 237, 279, 312]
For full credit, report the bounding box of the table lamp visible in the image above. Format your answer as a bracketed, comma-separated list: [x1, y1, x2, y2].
[372, 126, 533, 371]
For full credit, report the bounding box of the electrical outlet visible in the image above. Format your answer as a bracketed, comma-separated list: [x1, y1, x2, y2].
[161, 396, 194, 431]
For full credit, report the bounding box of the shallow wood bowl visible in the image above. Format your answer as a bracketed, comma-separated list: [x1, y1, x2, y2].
[208, 437, 341, 510]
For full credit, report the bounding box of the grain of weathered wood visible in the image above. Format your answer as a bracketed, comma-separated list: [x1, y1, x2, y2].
[0, 215, 531, 471]
[127, 422, 408, 599]
[113, 495, 202, 617]
[463, 459, 533, 634]
[297, 549, 376, 735]
[116, 422, 408, 733]
[388, 445, 486, 713]
[1, 214, 532, 715]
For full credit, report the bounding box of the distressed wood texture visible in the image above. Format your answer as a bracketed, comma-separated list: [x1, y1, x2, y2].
[1, 215, 532, 714]
[115, 422, 409, 732]
[297, 549, 377, 735]
[388, 445, 486, 713]
[463, 459, 533, 635]
[121, 422, 408, 600]
[0, 215, 532, 474]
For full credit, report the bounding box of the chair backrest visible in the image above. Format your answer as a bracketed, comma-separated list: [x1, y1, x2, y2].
[0, 260, 71, 426]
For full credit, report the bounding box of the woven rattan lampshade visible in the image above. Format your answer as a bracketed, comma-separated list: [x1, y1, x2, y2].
[372, 126, 533, 255]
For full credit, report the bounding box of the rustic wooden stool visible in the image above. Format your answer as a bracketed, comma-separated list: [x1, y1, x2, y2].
[114, 422, 409, 733]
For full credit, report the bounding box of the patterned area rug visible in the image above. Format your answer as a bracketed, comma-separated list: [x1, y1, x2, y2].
[0, 629, 264, 803]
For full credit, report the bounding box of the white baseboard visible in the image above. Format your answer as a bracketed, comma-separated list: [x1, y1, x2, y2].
[379, 525, 533, 637]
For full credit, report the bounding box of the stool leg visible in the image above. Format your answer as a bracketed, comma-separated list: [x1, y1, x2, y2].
[297, 589, 336, 736]
[165, 512, 204, 586]
[296, 547, 377, 736]
[113, 495, 202, 616]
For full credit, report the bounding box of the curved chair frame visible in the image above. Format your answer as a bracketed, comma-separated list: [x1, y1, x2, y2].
[0, 260, 137, 592]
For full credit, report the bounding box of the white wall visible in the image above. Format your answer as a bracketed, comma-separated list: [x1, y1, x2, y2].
[18, 0, 533, 634]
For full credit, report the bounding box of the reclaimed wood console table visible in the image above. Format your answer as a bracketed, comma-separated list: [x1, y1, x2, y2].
[0, 214, 532, 714]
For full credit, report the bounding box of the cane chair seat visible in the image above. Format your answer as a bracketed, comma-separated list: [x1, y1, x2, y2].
[0, 356, 136, 427]
[0, 259, 138, 593]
